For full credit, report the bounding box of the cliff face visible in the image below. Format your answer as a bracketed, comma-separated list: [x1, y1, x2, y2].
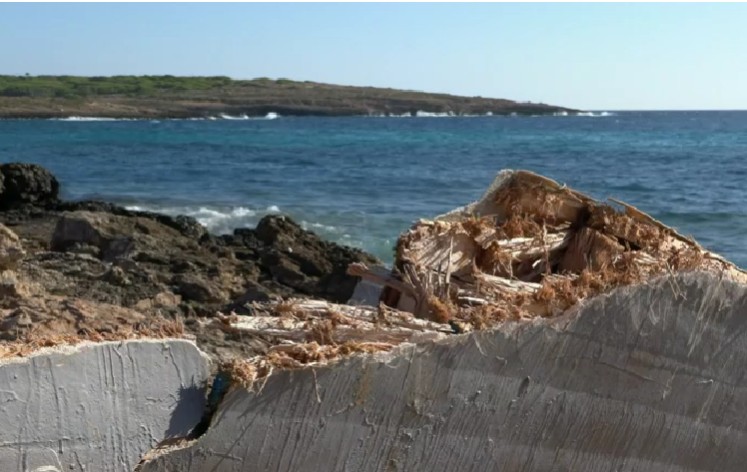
[0, 76, 575, 118]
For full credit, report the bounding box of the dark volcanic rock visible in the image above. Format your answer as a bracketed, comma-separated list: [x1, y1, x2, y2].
[51, 211, 138, 261]
[19, 199, 379, 314]
[173, 274, 228, 304]
[250, 215, 380, 303]
[0, 163, 60, 209]
[0, 163, 382, 360]
[55, 200, 207, 240]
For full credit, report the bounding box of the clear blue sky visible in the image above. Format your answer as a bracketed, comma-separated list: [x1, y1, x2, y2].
[2, 3, 746, 110]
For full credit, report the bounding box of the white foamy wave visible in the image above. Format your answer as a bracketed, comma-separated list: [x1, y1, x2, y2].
[124, 204, 263, 235]
[300, 220, 340, 234]
[219, 113, 250, 120]
[51, 114, 282, 122]
[216, 112, 280, 120]
[575, 111, 615, 117]
[51, 116, 134, 122]
[369, 111, 494, 118]
[189, 207, 256, 230]
[367, 112, 412, 118]
[266, 205, 281, 212]
[549, 110, 615, 118]
[415, 110, 456, 117]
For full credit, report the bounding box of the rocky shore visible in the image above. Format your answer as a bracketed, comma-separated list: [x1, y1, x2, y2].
[0, 162, 379, 360]
[3, 163, 747, 471]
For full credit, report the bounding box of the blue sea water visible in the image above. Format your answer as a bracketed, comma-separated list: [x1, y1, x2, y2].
[1, 111, 746, 267]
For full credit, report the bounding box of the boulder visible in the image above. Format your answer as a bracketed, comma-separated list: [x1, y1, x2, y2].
[251, 215, 380, 302]
[0, 270, 31, 299]
[230, 280, 277, 309]
[173, 274, 228, 304]
[51, 211, 113, 252]
[0, 162, 59, 209]
[0, 223, 24, 270]
[50, 211, 180, 262]
[56, 200, 208, 241]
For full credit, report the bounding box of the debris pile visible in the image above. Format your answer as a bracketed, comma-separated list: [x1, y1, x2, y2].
[375, 170, 746, 326]
[218, 170, 747, 387]
[212, 299, 451, 388]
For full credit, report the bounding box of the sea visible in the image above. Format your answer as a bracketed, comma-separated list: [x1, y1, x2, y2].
[1, 111, 746, 268]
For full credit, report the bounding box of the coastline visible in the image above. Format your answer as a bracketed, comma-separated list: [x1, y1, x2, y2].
[0, 102, 575, 120]
[0, 77, 575, 119]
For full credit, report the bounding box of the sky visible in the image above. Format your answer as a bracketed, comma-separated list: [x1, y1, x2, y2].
[1, 3, 746, 110]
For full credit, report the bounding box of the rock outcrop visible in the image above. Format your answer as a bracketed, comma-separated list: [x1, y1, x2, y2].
[0, 223, 24, 269]
[0, 162, 60, 209]
[0, 164, 380, 361]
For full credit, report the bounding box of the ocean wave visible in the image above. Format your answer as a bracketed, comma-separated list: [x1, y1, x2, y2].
[217, 112, 280, 121]
[368, 111, 495, 118]
[51, 116, 135, 122]
[549, 111, 615, 117]
[53, 112, 283, 122]
[122, 202, 363, 246]
[575, 111, 615, 117]
[367, 112, 412, 118]
[415, 110, 456, 117]
[125, 204, 262, 235]
[300, 220, 340, 233]
[219, 113, 250, 120]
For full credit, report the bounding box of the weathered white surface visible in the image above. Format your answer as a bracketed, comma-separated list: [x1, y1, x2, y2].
[142, 272, 747, 471]
[0, 339, 210, 472]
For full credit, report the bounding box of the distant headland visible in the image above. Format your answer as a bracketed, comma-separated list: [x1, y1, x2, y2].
[0, 75, 576, 119]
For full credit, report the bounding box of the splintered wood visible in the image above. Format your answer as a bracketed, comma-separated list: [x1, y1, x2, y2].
[217, 299, 452, 388]
[226, 169, 747, 389]
[378, 170, 747, 326]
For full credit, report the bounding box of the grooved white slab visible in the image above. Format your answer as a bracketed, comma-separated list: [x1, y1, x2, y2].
[142, 273, 747, 471]
[0, 339, 210, 472]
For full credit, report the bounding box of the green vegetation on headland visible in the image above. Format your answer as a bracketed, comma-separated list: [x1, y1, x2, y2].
[0, 75, 575, 119]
